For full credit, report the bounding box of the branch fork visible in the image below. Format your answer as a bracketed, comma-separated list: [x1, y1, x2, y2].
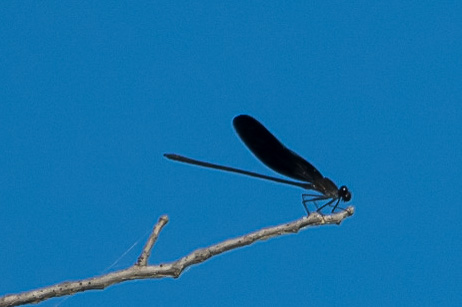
[0, 207, 354, 307]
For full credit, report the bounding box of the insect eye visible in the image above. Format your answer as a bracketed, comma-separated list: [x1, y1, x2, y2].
[339, 186, 351, 202]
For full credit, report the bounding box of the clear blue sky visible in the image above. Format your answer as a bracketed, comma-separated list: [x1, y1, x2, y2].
[1, 2, 461, 306]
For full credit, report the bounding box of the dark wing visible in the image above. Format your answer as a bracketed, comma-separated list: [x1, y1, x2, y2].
[233, 115, 324, 183]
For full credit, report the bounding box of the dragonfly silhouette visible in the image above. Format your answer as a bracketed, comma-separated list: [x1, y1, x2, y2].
[164, 114, 351, 214]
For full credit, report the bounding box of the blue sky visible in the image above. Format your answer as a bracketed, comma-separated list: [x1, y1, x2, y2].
[1, 2, 461, 306]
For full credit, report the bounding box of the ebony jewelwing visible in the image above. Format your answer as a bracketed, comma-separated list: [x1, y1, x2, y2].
[164, 115, 351, 215]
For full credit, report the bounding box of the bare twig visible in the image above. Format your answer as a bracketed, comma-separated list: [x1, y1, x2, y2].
[0, 207, 354, 307]
[136, 215, 169, 266]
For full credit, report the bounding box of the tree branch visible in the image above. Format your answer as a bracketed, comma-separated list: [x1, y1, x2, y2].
[136, 215, 169, 266]
[0, 207, 354, 307]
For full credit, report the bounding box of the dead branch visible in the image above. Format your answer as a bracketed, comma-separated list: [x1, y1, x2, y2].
[0, 207, 354, 307]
